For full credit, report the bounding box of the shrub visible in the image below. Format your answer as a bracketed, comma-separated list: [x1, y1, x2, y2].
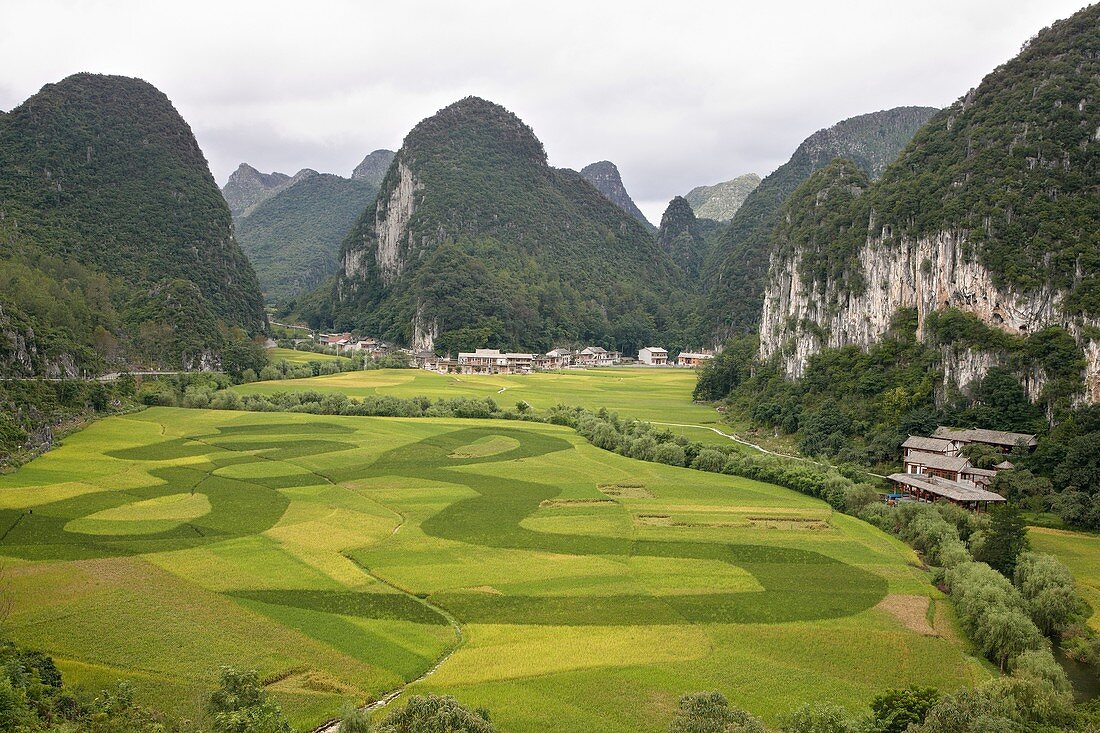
[691, 449, 727, 473]
[1013, 552, 1088, 635]
[339, 704, 374, 733]
[668, 692, 766, 733]
[208, 666, 292, 733]
[654, 442, 687, 467]
[780, 703, 857, 733]
[869, 686, 941, 733]
[376, 694, 495, 733]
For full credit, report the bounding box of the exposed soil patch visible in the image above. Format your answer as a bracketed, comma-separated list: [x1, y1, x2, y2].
[876, 594, 938, 636]
[467, 585, 503, 595]
[598, 482, 654, 499]
[747, 516, 830, 530]
[540, 498, 618, 508]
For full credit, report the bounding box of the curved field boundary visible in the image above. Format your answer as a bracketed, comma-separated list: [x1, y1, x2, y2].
[359, 426, 887, 625]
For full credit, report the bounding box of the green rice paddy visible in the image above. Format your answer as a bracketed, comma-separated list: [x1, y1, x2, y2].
[233, 367, 733, 444]
[0, 406, 988, 731]
[267, 347, 350, 364]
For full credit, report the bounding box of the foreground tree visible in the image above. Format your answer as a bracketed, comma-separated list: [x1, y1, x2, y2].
[376, 694, 496, 733]
[1013, 552, 1088, 635]
[668, 692, 766, 733]
[869, 686, 941, 733]
[221, 337, 268, 380]
[973, 504, 1029, 578]
[208, 667, 291, 733]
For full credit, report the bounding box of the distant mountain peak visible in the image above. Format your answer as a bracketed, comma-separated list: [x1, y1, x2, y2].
[657, 196, 715, 279]
[684, 173, 761, 221]
[222, 163, 291, 216]
[579, 160, 654, 232]
[331, 97, 679, 353]
[351, 149, 395, 187]
[401, 96, 548, 169]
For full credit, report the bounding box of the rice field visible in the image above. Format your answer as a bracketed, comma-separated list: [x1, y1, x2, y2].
[0, 407, 988, 731]
[233, 367, 734, 445]
[1029, 526, 1100, 630]
[267, 347, 350, 364]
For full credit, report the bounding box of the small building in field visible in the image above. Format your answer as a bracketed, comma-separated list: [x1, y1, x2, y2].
[413, 350, 439, 370]
[887, 472, 1006, 510]
[902, 450, 999, 488]
[931, 426, 1038, 453]
[676, 351, 714, 368]
[638, 347, 668, 366]
[903, 451, 970, 481]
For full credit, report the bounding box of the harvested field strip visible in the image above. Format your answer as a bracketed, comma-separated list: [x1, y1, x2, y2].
[540, 499, 618, 507]
[598, 483, 654, 498]
[875, 594, 937, 636]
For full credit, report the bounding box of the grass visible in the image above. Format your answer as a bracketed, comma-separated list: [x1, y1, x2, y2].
[65, 492, 212, 535]
[232, 368, 739, 443]
[0, 407, 988, 731]
[266, 347, 350, 364]
[1028, 526, 1100, 630]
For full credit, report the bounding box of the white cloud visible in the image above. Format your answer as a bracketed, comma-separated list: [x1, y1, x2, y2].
[0, 0, 1088, 224]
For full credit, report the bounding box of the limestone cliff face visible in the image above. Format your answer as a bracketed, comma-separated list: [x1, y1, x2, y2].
[371, 160, 421, 286]
[759, 227, 1100, 401]
[701, 106, 938, 339]
[758, 4, 1099, 404]
[0, 306, 80, 378]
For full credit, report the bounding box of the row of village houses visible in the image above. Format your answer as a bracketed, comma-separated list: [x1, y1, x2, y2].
[419, 346, 716, 374]
[313, 335, 715, 373]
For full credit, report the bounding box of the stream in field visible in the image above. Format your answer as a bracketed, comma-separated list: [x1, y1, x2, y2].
[1057, 647, 1100, 701]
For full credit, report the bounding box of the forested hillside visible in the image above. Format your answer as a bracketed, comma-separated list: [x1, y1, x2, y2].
[0, 73, 266, 377]
[700, 106, 938, 338]
[702, 2, 1100, 529]
[320, 97, 686, 354]
[234, 170, 382, 303]
[656, 196, 722, 280]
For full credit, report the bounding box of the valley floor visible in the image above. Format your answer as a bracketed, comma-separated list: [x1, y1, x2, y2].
[233, 367, 736, 445]
[0, 405, 988, 731]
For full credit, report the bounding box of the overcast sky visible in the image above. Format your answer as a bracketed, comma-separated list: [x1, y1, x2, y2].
[0, 0, 1089, 224]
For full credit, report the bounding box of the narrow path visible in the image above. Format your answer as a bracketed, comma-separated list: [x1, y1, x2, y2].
[651, 421, 888, 479]
[310, 553, 464, 733]
[270, 320, 313, 332]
